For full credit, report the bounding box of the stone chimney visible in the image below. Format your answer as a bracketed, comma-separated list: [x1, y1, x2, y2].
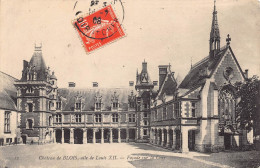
[244, 69, 248, 78]
[23, 60, 28, 69]
[93, 82, 98, 87]
[129, 81, 134, 86]
[142, 61, 147, 73]
[68, 82, 76, 87]
[158, 65, 168, 89]
[153, 81, 158, 86]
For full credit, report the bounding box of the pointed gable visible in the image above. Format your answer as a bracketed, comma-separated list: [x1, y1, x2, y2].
[135, 60, 154, 90]
[211, 46, 245, 87]
[179, 46, 229, 90]
[156, 65, 177, 100]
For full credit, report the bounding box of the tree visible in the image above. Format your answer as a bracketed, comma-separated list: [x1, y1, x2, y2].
[235, 75, 260, 140]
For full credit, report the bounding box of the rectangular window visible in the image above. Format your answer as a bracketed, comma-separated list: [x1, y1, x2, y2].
[95, 114, 102, 123]
[75, 114, 81, 123]
[76, 103, 81, 109]
[144, 120, 148, 126]
[96, 102, 101, 109]
[112, 114, 118, 122]
[4, 111, 10, 133]
[143, 129, 147, 136]
[56, 114, 62, 123]
[129, 114, 136, 122]
[28, 103, 33, 112]
[113, 102, 118, 108]
[155, 110, 157, 120]
[191, 102, 196, 117]
[129, 102, 135, 108]
[163, 107, 167, 120]
[144, 103, 148, 109]
[144, 112, 148, 118]
[27, 119, 33, 129]
[56, 102, 61, 110]
[174, 102, 180, 118]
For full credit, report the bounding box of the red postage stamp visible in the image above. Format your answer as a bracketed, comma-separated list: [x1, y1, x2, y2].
[73, 5, 125, 53]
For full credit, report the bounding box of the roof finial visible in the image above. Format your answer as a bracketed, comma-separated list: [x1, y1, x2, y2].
[226, 34, 231, 46]
[34, 42, 42, 51]
[168, 63, 171, 70]
[144, 59, 146, 63]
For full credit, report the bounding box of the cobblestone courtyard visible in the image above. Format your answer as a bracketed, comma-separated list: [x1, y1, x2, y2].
[0, 143, 259, 168]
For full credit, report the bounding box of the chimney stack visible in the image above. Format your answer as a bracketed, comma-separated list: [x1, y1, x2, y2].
[23, 60, 28, 69]
[93, 82, 98, 87]
[158, 65, 168, 89]
[142, 60, 147, 73]
[129, 81, 134, 87]
[68, 82, 76, 87]
[153, 81, 158, 86]
[244, 69, 248, 78]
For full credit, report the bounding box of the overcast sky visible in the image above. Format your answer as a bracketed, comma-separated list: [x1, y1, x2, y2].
[0, 0, 259, 88]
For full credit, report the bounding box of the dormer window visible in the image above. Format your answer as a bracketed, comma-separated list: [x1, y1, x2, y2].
[75, 102, 81, 109]
[129, 102, 135, 108]
[111, 91, 119, 110]
[95, 102, 101, 109]
[113, 102, 118, 108]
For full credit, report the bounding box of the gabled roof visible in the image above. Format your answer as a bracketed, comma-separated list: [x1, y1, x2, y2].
[0, 71, 18, 111]
[156, 66, 177, 100]
[179, 46, 229, 89]
[57, 88, 136, 111]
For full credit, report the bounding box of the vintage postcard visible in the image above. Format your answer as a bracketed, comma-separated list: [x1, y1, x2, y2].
[0, 0, 260, 167]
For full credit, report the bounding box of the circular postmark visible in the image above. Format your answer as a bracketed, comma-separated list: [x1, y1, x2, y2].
[73, 0, 125, 40]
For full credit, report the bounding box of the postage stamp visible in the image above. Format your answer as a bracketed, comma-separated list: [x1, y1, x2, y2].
[73, 5, 125, 53]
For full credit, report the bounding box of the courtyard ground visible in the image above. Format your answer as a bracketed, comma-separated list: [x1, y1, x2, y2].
[0, 143, 259, 168]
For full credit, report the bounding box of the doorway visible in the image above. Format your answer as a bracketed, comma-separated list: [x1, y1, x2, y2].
[224, 134, 231, 150]
[188, 130, 196, 151]
[74, 129, 83, 144]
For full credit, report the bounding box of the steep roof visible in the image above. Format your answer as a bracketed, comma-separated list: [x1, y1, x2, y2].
[0, 71, 18, 110]
[57, 87, 136, 111]
[179, 46, 229, 89]
[29, 50, 48, 81]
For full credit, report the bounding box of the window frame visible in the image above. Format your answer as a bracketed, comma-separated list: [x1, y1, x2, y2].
[4, 111, 11, 133]
[56, 102, 61, 110]
[75, 114, 82, 123]
[112, 113, 119, 123]
[191, 102, 196, 117]
[28, 103, 33, 112]
[128, 113, 136, 123]
[26, 119, 34, 129]
[95, 114, 102, 123]
[56, 114, 62, 123]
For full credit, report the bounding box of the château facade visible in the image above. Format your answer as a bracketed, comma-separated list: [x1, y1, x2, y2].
[0, 1, 253, 153]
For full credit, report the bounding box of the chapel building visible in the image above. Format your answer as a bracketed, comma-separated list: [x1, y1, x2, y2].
[0, 1, 252, 153]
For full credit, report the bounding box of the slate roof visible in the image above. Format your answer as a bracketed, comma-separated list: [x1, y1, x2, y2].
[0, 71, 18, 111]
[179, 46, 229, 90]
[57, 88, 136, 111]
